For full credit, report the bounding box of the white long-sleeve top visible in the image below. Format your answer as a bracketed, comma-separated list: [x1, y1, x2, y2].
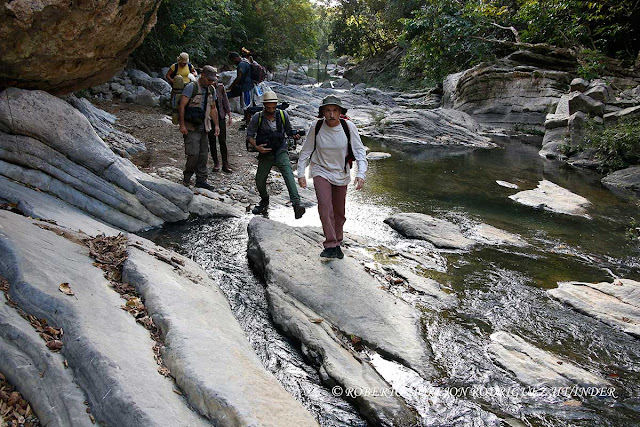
[297, 119, 368, 186]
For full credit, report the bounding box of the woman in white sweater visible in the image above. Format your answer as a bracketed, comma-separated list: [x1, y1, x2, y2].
[297, 95, 368, 259]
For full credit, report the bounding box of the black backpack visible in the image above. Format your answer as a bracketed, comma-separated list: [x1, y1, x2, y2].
[312, 118, 355, 172]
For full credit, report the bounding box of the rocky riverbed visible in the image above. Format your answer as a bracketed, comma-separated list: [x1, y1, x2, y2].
[1, 64, 640, 426]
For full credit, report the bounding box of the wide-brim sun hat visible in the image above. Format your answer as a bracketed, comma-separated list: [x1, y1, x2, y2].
[262, 91, 278, 104]
[177, 52, 189, 63]
[319, 95, 347, 115]
[201, 65, 217, 80]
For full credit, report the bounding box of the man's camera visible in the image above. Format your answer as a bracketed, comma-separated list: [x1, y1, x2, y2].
[290, 129, 306, 137]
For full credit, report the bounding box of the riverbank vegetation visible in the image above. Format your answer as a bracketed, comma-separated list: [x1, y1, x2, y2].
[135, 0, 639, 86]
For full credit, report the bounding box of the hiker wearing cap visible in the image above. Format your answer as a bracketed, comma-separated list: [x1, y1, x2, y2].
[246, 91, 305, 219]
[178, 65, 220, 191]
[207, 67, 233, 173]
[297, 95, 367, 259]
[165, 52, 197, 86]
[228, 51, 255, 130]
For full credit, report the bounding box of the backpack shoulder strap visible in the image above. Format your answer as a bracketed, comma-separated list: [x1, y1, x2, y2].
[311, 119, 324, 159]
[277, 110, 286, 133]
[188, 62, 194, 73]
[340, 119, 350, 143]
[170, 63, 178, 78]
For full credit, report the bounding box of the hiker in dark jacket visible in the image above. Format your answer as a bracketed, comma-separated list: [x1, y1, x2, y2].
[246, 91, 305, 219]
[297, 95, 367, 259]
[207, 68, 233, 173]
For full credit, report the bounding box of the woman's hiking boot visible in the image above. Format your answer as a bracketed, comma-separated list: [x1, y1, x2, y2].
[320, 247, 339, 259]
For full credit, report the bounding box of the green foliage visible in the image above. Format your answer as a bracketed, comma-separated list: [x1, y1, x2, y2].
[134, 0, 319, 69]
[576, 49, 607, 80]
[626, 217, 640, 241]
[399, 0, 640, 83]
[579, 118, 640, 174]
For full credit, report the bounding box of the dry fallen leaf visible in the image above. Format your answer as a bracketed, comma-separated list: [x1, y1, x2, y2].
[63, 360, 68, 368]
[89, 414, 96, 424]
[310, 318, 324, 324]
[59, 283, 75, 296]
[46, 340, 63, 351]
[562, 400, 582, 407]
[172, 389, 183, 396]
[621, 317, 632, 323]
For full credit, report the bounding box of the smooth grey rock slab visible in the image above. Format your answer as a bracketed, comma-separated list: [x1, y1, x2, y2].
[0, 88, 119, 174]
[0, 88, 192, 230]
[384, 213, 476, 250]
[549, 279, 640, 338]
[67, 95, 146, 157]
[123, 238, 318, 427]
[489, 331, 610, 387]
[508, 180, 591, 218]
[0, 176, 121, 236]
[267, 286, 417, 426]
[247, 217, 436, 380]
[0, 210, 209, 426]
[602, 165, 640, 196]
[187, 193, 245, 218]
[0, 304, 94, 427]
[467, 224, 528, 247]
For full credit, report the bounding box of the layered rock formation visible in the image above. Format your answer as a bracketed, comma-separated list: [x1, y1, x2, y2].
[443, 50, 575, 130]
[0, 88, 239, 233]
[0, 0, 162, 94]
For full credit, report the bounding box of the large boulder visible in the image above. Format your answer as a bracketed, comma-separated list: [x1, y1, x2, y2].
[601, 166, 640, 196]
[0, 0, 162, 94]
[443, 50, 574, 130]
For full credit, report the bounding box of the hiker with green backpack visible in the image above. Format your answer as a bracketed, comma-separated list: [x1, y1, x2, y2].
[246, 91, 305, 219]
[297, 95, 368, 260]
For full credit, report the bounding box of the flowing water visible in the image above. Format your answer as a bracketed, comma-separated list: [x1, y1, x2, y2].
[144, 136, 640, 426]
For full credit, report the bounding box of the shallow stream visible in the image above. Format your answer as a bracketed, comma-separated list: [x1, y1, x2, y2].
[145, 136, 640, 426]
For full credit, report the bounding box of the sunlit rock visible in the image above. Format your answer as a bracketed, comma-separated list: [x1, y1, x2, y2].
[549, 279, 640, 338]
[508, 180, 591, 218]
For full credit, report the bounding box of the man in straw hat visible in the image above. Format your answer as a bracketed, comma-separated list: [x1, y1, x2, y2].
[297, 95, 367, 259]
[178, 65, 219, 191]
[246, 90, 305, 219]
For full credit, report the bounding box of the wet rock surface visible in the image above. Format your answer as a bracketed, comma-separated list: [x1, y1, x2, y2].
[549, 279, 640, 338]
[508, 180, 591, 218]
[0, 209, 317, 426]
[247, 216, 436, 424]
[489, 331, 611, 387]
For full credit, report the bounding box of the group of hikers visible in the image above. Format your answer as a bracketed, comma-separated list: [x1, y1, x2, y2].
[167, 51, 368, 259]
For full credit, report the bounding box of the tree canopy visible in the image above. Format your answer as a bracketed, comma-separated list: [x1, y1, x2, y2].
[135, 0, 640, 83]
[134, 0, 319, 69]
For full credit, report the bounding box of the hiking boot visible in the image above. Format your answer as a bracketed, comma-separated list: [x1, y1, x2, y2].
[212, 164, 220, 172]
[252, 200, 269, 215]
[293, 204, 305, 219]
[181, 180, 190, 187]
[335, 245, 344, 259]
[195, 182, 215, 191]
[320, 247, 338, 259]
[222, 164, 233, 173]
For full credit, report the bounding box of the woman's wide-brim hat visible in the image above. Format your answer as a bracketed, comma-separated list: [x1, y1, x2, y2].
[177, 52, 189, 63]
[319, 95, 347, 114]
